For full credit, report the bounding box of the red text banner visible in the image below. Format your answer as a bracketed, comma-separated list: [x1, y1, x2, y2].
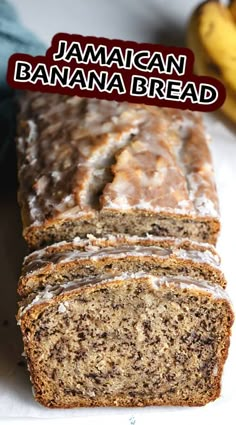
[7, 33, 226, 111]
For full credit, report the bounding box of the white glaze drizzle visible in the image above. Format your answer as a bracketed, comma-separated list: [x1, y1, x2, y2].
[18, 272, 231, 323]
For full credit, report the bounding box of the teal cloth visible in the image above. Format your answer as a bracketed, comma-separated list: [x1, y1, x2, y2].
[0, 0, 45, 164]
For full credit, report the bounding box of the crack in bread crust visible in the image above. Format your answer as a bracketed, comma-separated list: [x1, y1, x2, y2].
[17, 93, 220, 248]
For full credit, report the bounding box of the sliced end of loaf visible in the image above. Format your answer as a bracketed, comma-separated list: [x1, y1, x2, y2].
[18, 274, 234, 408]
[18, 235, 225, 297]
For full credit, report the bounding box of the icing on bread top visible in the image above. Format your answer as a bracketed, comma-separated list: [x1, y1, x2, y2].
[18, 93, 219, 227]
[21, 235, 220, 277]
[18, 272, 231, 323]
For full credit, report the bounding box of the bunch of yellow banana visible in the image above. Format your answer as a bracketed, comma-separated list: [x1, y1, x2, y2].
[187, 0, 236, 123]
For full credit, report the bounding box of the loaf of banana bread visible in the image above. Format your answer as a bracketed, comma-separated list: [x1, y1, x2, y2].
[17, 92, 220, 249]
[18, 235, 225, 297]
[17, 93, 232, 409]
[18, 273, 234, 408]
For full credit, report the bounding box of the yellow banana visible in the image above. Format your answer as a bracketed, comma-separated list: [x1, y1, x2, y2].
[229, 0, 236, 22]
[196, 1, 236, 92]
[187, 2, 236, 123]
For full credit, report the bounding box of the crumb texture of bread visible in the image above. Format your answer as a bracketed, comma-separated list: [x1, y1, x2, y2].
[18, 236, 225, 297]
[17, 93, 220, 248]
[19, 275, 234, 408]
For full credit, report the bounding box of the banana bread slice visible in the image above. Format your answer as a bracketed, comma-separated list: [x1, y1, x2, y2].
[17, 92, 220, 249]
[18, 273, 234, 408]
[18, 236, 225, 297]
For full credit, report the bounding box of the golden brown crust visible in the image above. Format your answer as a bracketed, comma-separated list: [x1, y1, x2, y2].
[34, 390, 220, 408]
[17, 92, 220, 248]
